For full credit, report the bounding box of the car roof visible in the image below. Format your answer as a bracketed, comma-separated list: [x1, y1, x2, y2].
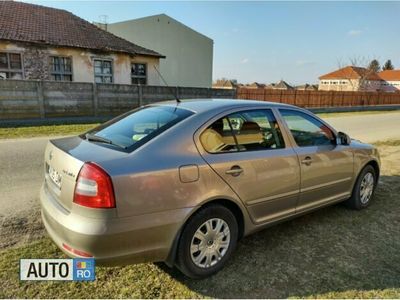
[152, 98, 297, 113]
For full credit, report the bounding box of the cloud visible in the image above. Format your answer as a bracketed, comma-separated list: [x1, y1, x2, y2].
[240, 58, 249, 64]
[348, 29, 362, 36]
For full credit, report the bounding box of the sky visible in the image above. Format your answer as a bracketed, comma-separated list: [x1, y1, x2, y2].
[25, 1, 400, 85]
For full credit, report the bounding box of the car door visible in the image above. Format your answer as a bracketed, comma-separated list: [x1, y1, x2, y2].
[196, 108, 300, 224]
[278, 109, 354, 213]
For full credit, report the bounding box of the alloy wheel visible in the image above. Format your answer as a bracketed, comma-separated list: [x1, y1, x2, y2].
[190, 218, 231, 268]
[360, 172, 374, 204]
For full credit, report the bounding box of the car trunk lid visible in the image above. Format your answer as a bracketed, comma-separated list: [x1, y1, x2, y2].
[44, 135, 130, 211]
[44, 140, 85, 212]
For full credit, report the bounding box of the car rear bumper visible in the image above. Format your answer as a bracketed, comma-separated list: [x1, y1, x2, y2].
[40, 183, 195, 265]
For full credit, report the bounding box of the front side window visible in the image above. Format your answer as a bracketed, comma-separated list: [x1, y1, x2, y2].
[131, 63, 147, 85]
[94, 59, 113, 83]
[0, 52, 23, 79]
[200, 109, 285, 153]
[50, 56, 72, 81]
[87, 106, 193, 151]
[280, 109, 335, 147]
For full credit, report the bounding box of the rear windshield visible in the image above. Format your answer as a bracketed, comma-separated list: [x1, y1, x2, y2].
[85, 105, 194, 152]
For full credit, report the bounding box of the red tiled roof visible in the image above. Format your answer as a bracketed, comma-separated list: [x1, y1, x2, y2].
[378, 70, 400, 81]
[0, 1, 164, 57]
[319, 66, 381, 81]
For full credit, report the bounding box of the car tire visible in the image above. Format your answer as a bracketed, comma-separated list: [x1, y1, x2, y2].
[176, 204, 238, 279]
[345, 165, 377, 210]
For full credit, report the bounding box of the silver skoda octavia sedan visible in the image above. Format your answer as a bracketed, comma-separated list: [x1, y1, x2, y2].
[40, 99, 380, 278]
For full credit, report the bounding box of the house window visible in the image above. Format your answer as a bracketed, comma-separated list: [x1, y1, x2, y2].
[0, 52, 23, 79]
[131, 63, 147, 85]
[50, 56, 72, 81]
[94, 59, 113, 83]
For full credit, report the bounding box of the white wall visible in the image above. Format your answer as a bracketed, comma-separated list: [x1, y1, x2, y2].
[0, 41, 160, 85]
[318, 79, 360, 91]
[318, 79, 381, 91]
[381, 81, 400, 92]
[107, 14, 214, 88]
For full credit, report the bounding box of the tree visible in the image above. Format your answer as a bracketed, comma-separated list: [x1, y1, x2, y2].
[383, 59, 394, 70]
[368, 59, 381, 73]
[213, 78, 237, 84]
[336, 56, 379, 91]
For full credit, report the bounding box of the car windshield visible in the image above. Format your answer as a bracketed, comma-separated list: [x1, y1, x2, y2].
[85, 105, 194, 151]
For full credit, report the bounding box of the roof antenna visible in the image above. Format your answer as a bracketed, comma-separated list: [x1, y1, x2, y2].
[98, 15, 108, 31]
[154, 65, 181, 103]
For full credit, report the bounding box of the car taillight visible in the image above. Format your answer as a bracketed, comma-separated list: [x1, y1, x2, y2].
[73, 162, 115, 209]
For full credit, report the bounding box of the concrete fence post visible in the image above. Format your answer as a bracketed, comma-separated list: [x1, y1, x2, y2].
[92, 83, 98, 117]
[138, 85, 143, 106]
[37, 81, 45, 119]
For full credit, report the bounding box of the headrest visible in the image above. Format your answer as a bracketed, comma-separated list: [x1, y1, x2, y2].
[211, 119, 224, 134]
[240, 121, 261, 133]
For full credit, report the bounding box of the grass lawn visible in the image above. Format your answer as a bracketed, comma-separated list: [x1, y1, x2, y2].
[0, 110, 398, 139]
[1, 144, 399, 298]
[0, 123, 99, 139]
[316, 110, 398, 118]
[373, 139, 400, 147]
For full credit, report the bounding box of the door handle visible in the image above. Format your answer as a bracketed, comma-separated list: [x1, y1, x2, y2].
[301, 156, 313, 166]
[225, 165, 243, 177]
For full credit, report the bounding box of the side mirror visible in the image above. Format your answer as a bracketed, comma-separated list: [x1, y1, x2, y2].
[337, 131, 351, 145]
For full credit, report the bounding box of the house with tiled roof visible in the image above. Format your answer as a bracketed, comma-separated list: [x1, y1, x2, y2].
[295, 84, 318, 91]
[264, 80, 293, 90]
[247, 82, 265, 88]
[378, 70, 400, 92]
[318, 66, 382, 92]
[273, 80, 293, 90]
[264, 83, 276, 89]
[212, 79, 237, 89]
[0, 1, 164, 84]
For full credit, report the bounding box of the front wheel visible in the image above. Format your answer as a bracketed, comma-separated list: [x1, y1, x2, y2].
[176, 204, 238, 279]
[345, 165, 377, 210]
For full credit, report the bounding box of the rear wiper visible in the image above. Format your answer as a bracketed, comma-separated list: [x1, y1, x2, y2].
[85, 133, 126, 149]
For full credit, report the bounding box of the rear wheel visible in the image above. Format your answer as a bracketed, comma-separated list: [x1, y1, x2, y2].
[346, 165, 376, 210]
[176, 204, 238, 279]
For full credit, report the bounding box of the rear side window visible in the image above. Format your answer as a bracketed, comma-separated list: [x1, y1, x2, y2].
[200, 117, 238, 153]
[200, 109, 285, 153]
[280, 109, 335, 147]
[87, 106, 193, 151]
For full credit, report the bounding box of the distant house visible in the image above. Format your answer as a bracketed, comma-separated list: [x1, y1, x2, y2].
[378, 70, 400, 92]
[264, 83, 276, 89]
[212, 79, 237, 89]
[0, 1, 164, 84]
[318, 66, 381, 91]
[264, 80, 293, 90]
[273, 80, 294, 90]
[102, 14, 213, 88]
[247, 82, 266, 88]
[296, 84, 318, 91]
